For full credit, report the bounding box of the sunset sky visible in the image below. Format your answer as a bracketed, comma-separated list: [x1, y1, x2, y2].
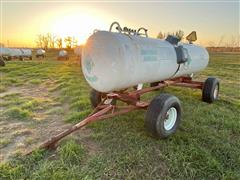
[1, 1, 239, 47]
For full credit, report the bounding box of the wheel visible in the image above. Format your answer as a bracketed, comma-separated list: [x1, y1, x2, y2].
[0, 58, 5, 66]
[145, 93, 182, 139]
[202, 77, 219, 103]
[90, 89, 116, 108]
[2, 56, 8, 61]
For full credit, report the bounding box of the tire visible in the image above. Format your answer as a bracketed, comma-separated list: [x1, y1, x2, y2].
[145, 93, 182, 139]
[2, 56, 8, 61]
[90, 89, 116, 108]
[202, 77, 219, 103]
[0, 58, 5, 66]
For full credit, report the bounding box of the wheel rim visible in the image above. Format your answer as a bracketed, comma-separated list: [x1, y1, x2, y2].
[104, 98, 113, 105]
[213, 84, 219, 99]
[164, 107, 177, 131]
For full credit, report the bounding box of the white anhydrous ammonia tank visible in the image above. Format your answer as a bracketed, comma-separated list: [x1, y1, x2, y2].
[59, 50, 68, 57]
[82, 31, 209, 93]
[36, 49, 45, 55]
[10, 49, 22, 57]
[0, 48, 11, 56]
[21, 49, 32, 57]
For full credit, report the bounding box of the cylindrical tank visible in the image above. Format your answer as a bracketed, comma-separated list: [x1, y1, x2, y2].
[59, 50, 68, 57]
[82, 31, 209, 93]
[36, 49, 46, 55]
[0, 48, 11, 56]
[21, 49, 32, 57]
[10, 49, 22, 57]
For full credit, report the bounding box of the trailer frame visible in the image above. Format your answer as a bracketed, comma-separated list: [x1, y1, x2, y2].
[35, 76, 205, 151]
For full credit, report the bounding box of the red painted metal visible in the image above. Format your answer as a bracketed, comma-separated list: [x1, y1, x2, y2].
[32, 76, 204, 152]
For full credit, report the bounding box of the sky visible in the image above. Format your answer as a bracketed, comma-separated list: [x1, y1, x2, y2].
[1, 0, 239, 47]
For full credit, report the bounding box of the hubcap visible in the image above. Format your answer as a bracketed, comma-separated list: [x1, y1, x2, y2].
[213, 85, 219, 99]
[164, 107, 177, 131]
[104, 98, 113, 105]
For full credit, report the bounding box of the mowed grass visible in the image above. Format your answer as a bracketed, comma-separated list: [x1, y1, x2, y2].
[0, 52, 239, 179]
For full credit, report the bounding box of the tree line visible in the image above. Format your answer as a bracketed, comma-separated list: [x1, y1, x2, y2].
[157, 30, 239, 48]
[35, 33, 78, 49]
[157, 30, 184, 40]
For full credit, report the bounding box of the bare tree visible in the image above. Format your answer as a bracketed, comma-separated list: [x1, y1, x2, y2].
[35, 34, 44, 48]
[157, 31, 165, 39]
[47, 33, 56, 48]
[72, 36, 78, 48]
[217, 35, 225, 47]
[42, 35, 49, 50]
[175, 30, 184, 40]
[64, 36, 72, 49]
[56, 38, 63, 49]
[36, 33, 57, 49]
[157, 30, 184, 40]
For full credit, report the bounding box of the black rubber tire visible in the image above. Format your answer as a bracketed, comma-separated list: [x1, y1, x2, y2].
[2, 56, 8, 61]
[90, 89, 116, 108]
[0, 58, 5, 66]
[145, 93, 182, 139]
[202, 77, 219, 103]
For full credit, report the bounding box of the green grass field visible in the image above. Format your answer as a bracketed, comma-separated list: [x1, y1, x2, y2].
[0, 52, 239, 179]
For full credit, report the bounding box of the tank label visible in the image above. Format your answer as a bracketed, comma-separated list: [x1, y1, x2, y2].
[182, 48, 192, 70]
[183, 48, 192, 65]
[85, 74, 98, 82]
[84, 55, 98, 82]
[141, 49, 157, 62]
